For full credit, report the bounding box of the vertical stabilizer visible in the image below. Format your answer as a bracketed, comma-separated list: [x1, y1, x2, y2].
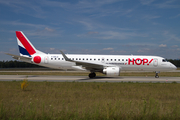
[16, 31, 45, 57]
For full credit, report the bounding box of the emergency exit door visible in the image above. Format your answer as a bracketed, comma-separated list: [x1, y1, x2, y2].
[153, 58, 158, 67]
[44, 56, 49, 64]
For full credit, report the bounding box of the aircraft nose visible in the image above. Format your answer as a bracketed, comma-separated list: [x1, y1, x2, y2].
[170, 63, 177, 70]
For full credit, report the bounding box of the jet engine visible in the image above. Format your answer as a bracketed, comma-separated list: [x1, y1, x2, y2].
[103, 67, 120, 76]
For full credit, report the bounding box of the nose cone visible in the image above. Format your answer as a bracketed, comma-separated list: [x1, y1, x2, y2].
[170, 63, 177, 70]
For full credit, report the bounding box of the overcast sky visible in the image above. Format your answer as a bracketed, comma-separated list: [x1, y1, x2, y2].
[0, 0, 180, 61]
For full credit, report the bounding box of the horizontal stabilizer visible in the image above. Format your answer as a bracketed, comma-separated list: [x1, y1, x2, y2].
[6, 53, 32, 62]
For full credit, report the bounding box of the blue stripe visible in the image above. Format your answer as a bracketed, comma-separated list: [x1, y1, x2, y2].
[18, 46, 31, 57]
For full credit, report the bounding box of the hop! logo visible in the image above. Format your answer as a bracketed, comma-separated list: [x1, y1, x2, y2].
[128, 58, 153, 65]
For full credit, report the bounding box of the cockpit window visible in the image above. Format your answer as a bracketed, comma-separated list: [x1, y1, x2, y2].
[162, 59, 167, 62]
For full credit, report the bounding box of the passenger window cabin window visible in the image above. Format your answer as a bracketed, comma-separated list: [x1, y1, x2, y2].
[90, 59, 92, 60]
[86, 58, 88, 60]
[76, 58, 78, 60]
[51, 58, 53, 60]
[94, 59, 96, 61]
[58, 58, 60, 60]
[122, 59, 124, 61]
[114, 59, 116, 61]
[107, 59, 108, 61]
[98, 59, 100, 61]
[118, 59, 120, 61]
[62, 58, 64, 60]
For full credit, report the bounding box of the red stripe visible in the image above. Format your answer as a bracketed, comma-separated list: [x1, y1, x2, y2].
[16, 31, 36, 55]
[149, 59, 153, 64]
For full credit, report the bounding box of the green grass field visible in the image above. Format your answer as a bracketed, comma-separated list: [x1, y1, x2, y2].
[1, 81, 180, 120]
[0, 69, 180, 119]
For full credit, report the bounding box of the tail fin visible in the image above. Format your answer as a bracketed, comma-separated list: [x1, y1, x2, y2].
[16, 31, 45, 57]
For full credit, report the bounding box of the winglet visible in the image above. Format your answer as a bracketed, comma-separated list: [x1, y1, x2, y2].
[60, 51, 72, 61]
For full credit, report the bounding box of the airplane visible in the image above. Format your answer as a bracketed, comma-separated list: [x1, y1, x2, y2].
[6, 31, 177, 78]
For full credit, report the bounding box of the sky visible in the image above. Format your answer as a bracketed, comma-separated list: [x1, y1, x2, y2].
[0, 0, 180, 61]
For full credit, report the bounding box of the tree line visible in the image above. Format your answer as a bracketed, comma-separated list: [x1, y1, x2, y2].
[0, 60, 44, 68]
[168, 59, 180, 68]
[0, 59, 180, 68]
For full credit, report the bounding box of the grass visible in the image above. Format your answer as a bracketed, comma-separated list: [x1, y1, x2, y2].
[1, 81, 180, 119]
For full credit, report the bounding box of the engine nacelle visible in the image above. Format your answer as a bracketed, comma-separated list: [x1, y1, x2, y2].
[103, 67, 120, 76]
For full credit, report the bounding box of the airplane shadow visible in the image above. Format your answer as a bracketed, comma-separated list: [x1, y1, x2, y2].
[77, 76, 124, 81]
[19, 75, 39, 78]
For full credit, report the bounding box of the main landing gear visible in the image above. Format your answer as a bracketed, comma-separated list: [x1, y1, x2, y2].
[155, 71, 160, 78]
[89, 72, 96, 78]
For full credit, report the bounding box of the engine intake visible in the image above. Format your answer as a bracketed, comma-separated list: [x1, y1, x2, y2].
[103, 67, 120, 76]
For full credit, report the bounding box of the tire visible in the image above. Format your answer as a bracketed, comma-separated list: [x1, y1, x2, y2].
[89, 72, 96, 78]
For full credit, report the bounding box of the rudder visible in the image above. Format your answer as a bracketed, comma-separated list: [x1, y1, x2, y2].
[16, 31, 45, 57]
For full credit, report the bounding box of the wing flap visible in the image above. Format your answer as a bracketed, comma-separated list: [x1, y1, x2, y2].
[60, 51, 115, 71]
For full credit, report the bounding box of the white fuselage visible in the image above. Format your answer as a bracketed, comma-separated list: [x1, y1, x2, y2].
[32, 54, 177, 72]
[8, 31, 177, 78]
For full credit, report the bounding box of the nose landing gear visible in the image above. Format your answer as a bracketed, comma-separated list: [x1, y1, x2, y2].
[155, 71, 160, 78]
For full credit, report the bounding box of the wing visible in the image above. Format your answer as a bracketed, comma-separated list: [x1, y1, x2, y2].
[60, 51, 116, 72]
[6, 53, 32, 62]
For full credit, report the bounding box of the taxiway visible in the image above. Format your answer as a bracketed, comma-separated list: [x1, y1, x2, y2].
[0, 75, 180, 83]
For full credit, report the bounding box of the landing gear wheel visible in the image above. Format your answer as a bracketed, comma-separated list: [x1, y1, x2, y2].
[89, 72, 96, 78]
[155, 74, 159, 78]
[155, 72, 159, 78]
